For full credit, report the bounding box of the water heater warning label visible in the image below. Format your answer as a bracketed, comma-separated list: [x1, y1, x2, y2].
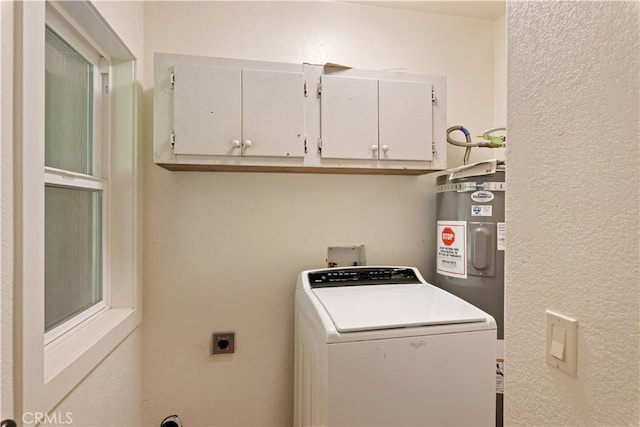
[497, 222, 506, 251]
[437, 221, 467, 279]
[496, 358, 504, 394]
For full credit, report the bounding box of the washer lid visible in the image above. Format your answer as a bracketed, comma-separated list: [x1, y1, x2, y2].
[312, 283, 488, 333]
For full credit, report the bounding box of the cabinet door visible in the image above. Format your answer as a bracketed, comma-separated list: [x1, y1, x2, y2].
[379, 80, 433, 161]
[173, 65, 242, 156]
[320, 75, 378, 160]
[242, 69, 305, 158]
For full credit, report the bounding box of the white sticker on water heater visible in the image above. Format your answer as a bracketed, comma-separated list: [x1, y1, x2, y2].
[497, 222, 506, 251]
[436, 221, 467, 279]
[471, 205, 492, 216]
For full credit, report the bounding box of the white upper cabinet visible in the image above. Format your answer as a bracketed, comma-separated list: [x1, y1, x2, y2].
[320, 75, 434, 162]
[242, 69, 305, 158]
[154, 53, 447, 173]
[320, 75, 379, 160]
[378, 79, 433, 162]
[173, 65, 242, 156]
[172, 64, 305, 158]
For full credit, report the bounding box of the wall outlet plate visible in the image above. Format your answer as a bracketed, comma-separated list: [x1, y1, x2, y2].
[212, 332, 235, 355]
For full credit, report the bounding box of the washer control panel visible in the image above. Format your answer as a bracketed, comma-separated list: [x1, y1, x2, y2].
[309, 267, 420, 288]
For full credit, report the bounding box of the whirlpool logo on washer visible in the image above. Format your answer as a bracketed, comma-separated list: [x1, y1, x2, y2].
[471, 190, 494, 203]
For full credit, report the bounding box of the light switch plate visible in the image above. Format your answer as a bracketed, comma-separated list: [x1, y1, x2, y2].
[546, 310, 578, 377]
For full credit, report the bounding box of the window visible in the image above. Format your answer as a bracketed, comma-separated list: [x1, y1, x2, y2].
[44, 25, 108, 342]
[16, 1, 140, 415]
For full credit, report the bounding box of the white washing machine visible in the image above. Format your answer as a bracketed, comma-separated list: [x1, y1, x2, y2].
[294, 266, 496, 427]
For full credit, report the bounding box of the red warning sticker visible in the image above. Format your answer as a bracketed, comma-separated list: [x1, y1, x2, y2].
[437, 221, 467, 278]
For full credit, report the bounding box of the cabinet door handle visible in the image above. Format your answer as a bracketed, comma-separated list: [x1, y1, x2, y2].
[243, 140, 252, 148]
[231, 139, 241, 148]
[371, 145, 378, 152]
[382, 145, 389, 152]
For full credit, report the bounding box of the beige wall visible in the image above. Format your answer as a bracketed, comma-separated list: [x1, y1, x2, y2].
[43, 329, 143, 427]
[494, 14, 506, 125]
[141, 2, 500, 425]
[506, 1, 639, 425]
[0, 0, 15, 421]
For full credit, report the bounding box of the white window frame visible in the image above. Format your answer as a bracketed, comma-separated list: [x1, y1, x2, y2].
[43, 17, 110, 345]
[16, 0, 141, 420]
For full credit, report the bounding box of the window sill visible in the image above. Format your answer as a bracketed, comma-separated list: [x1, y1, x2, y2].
[42, 307, 140, 410]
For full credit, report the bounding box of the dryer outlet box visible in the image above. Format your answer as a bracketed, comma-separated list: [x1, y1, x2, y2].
[327, 245, 366, 268]
[212, 332, 235, 354]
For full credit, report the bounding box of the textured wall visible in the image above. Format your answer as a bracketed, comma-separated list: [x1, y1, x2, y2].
[0, 0, 15, 421]
[506, 1, 639, 425]
[42, 329, 143, 427]
[494, 14, 506, 125]
[142, 2, 500, 426]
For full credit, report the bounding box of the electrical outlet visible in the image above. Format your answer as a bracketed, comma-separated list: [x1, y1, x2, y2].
[212, 332, 235, 354]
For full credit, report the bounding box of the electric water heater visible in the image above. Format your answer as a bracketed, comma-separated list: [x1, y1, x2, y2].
[434, 164, 505, 426]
